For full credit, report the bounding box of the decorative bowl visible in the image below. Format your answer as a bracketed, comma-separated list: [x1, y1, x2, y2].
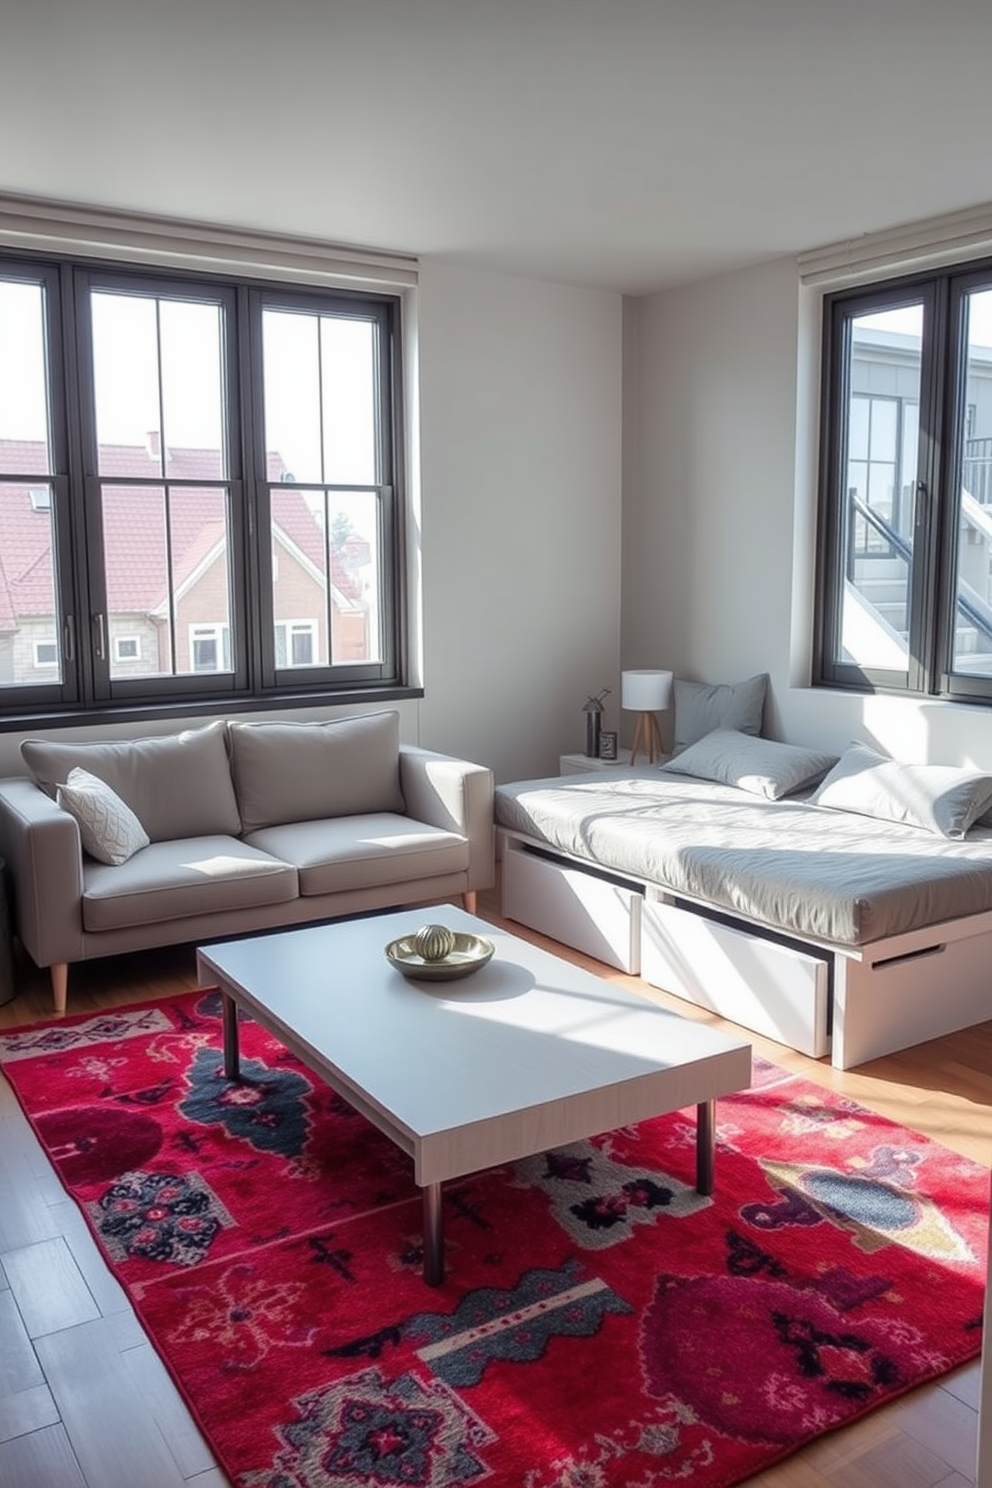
[385, 929, 496, 982]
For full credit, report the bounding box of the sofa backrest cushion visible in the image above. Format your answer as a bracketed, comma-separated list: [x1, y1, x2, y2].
[21, 721, 242, 843]
[228, 710, 406, 833]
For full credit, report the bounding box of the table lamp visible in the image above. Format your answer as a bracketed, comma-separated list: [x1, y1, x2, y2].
[622, 669, 673, 764]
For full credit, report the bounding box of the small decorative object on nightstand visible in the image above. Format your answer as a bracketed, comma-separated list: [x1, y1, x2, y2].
[582, 688, 611, 757]
[599, 730, 618, 761]
[622, 669, 673, 765]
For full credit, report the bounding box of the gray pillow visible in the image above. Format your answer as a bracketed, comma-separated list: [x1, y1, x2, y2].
[21, 721, 241, 842]
[56, 766, 150, 865]
[673, 673, 768, 753]
[811, 742, 992, 839]
[229, 710, 406, 833]
[662, 729, 837, 801]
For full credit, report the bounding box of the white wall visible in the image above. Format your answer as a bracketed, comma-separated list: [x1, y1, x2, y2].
[0, 263, 623, 785]
[415, 263, 622, 782]
[625, 255, 992, 770]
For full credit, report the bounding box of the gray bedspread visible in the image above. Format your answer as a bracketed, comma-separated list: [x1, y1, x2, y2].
[495, 768, 992, 947]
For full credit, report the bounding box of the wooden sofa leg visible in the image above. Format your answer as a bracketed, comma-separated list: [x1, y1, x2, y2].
[462, 890, 477, 915]
[51, 963, 68, 1017]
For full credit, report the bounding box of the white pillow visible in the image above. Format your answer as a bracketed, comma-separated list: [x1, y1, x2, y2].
[811, 743, 992, 840]
[56, 767, 150, 865]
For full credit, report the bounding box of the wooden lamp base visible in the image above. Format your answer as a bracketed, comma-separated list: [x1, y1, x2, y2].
[630, 711, 665, 765]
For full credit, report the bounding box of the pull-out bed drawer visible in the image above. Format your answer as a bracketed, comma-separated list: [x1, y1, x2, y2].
[640, 893, 831, 1059]
[501, 836, 642, 973]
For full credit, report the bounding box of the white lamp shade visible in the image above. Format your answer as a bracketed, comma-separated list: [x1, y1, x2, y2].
[621, 669, 673, 711]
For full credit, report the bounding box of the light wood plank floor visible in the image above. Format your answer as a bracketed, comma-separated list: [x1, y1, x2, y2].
[0, 886, 989, 1488]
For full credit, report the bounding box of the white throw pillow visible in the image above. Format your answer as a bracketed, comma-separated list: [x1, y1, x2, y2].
[811, 743, 992, 840]
[56, 767, 150, 865]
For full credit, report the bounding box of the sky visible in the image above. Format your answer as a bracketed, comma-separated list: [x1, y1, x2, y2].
[861, 293, 992, 347]
[0, 282, 378, 486]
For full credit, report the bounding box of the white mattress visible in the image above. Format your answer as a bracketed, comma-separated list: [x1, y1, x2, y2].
[495, 768, 992, 947]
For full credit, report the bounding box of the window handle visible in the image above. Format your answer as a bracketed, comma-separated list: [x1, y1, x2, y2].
[93, 612, 107, 661]
[63, 614, 75, 663]
[913, 480, 928, 530]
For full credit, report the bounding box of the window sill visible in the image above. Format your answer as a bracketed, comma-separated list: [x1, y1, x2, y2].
[0, 685, 425, 734]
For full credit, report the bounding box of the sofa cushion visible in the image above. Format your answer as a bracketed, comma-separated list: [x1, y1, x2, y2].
[80, 836, 297, 933]
[229, 711, 406, 833]
[56, 767, 150, 865]
[22, 722, 241, 843]
[243, 813, 469, 895]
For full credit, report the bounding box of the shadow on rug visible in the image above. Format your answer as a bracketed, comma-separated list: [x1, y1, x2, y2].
[0, 989, 986, 1487]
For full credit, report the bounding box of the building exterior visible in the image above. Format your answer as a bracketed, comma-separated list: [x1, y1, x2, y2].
[0, 438, 370, 687]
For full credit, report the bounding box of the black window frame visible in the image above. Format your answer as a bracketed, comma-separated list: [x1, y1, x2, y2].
[814, 254, 992, 705]
[0, 249, 414, 731]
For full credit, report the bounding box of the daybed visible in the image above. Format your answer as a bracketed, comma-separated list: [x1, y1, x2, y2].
[496, 705, 992, 1071]
[0, 711, 495, 1016]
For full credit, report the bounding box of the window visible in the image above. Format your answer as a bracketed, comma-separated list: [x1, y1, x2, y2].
[190, 624, 231, 674]
[113, 635, 141, 663]
[33, 641, 58, 668]
[0, 254, 405, 724]
[274, 620, 317, 668]
[816, 261, 992, 702]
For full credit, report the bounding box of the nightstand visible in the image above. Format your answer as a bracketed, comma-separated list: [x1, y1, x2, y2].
[559, 749, 633, 775]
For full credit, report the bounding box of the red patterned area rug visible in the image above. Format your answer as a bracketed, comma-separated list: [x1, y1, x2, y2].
[0, 990, 987, 1488]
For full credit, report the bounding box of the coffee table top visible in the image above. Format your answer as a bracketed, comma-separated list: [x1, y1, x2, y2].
[198, 904, 751, 1184]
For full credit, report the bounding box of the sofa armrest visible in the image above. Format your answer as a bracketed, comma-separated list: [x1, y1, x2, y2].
[399, 747, 495, 892]
[0, 778, 85, 969]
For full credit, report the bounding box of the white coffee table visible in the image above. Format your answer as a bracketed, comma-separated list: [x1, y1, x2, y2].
[197, 905, 751, 1284]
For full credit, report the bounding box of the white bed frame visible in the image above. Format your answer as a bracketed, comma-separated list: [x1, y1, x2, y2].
[498, 827, 992, 1070]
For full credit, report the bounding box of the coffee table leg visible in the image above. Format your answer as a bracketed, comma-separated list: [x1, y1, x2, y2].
[422, 1183, 444, 1286]
[221, 993, 240, 1081]
[696, 1099, 715, 1194]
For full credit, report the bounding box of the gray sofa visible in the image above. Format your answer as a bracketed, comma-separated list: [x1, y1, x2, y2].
[0, 711, 495, 1015]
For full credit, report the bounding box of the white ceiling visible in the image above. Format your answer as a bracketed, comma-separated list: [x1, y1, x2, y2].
[3, 0, 992, 295]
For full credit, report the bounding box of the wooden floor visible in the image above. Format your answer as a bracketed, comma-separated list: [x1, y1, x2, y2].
[0, 886, 989, 1488]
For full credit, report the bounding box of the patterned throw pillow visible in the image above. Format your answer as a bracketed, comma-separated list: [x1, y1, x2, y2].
[56, 767, 150, 865]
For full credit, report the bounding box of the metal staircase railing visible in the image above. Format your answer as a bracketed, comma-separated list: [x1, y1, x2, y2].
[849, 491, 992, 651]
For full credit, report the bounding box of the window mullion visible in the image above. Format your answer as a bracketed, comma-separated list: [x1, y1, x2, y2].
[905, 279, 943, 695]
[81, 474, 113, 701]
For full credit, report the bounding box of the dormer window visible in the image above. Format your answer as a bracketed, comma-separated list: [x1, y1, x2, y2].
[29, 487, 51, 511]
